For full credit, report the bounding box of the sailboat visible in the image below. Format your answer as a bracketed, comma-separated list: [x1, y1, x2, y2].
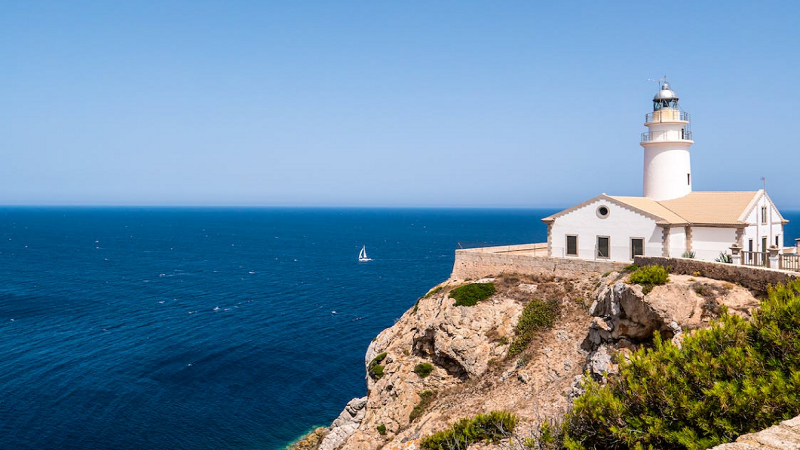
[358, 245, 372, 262]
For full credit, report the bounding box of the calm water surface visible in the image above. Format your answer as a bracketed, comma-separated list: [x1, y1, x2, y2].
[0, 208, 564, 450]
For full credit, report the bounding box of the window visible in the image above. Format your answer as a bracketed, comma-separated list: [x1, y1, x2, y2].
[566, 235, 578, 256]
[776, 235, 781, 247]
[687, 173, 691, 186]
[631, 238, 644, 260]
[596, 205, 610, 219]
[762, 206, 768, 224]
[597, 236, 610, 259]
[762, 237, 768, 252]
[748, 239, 754, 252]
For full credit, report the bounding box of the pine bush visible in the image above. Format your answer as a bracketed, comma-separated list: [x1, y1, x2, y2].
[420, 410, 519, 450]
[563, 279, 800, 450]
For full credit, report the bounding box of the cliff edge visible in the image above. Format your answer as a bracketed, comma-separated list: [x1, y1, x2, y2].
[295, 266, 765, 450]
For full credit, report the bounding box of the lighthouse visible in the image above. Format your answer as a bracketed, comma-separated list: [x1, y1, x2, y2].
[640, 80, 693, 201]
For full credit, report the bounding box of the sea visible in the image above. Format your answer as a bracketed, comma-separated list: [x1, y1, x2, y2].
[0, 208, 798, 450]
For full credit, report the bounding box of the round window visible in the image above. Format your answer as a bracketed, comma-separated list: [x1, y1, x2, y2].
[596, 205, 610, 219]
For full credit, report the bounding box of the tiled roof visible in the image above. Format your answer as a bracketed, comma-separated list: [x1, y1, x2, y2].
[612, 191, 763, 225]
[542, 190, 784, 227]
[609, 196, 688, 224]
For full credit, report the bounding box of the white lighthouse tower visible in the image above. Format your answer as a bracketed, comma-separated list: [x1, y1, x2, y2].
[640, 79, 693, 200]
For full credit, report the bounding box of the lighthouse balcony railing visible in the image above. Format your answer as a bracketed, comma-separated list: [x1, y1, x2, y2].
[641, 130, 693, 142]
[645, 111, 690, 123]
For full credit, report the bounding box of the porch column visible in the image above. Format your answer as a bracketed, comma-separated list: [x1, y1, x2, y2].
[768, 245, 780, 269]
[730, 244, 742, 265]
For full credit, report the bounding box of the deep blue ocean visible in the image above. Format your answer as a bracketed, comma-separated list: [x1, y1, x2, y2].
[1, 208, 798, 450]
[0, 207, 567, 450]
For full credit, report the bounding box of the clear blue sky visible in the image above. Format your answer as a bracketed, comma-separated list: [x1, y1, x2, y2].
[3, 0, 799, 208]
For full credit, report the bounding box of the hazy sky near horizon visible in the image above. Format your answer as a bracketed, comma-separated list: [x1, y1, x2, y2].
[3, 1, 799, 208]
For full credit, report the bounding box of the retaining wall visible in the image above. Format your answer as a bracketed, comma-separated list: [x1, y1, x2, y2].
[634, 256, 798, 293]
[451, 243, 626, 280]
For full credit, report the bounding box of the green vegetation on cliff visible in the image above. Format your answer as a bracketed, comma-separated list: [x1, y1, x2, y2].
[368, 352, 388, 381]
[414, 362, 434, 378]
[508, 298, 559, 358]
[420, 410, 519, 450]
[628, 265, 669, 294]
[450, 282, 496, 306]
[561, 279, 800, 450]
[409, 390, 436, 422]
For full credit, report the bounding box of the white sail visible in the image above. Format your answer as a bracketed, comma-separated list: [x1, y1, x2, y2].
[359, 245, 372, 262]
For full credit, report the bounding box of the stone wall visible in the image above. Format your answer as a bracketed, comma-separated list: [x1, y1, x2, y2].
[451, 244, 626, 280]
[634, 256, 798, 293]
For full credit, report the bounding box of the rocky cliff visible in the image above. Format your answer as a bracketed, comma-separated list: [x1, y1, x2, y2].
[293, 268, 764, 450]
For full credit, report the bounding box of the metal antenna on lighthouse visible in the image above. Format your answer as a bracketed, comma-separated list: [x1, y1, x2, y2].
[647, 75, 668, 87]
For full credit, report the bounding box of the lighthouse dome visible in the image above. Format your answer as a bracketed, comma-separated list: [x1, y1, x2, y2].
[653, 82, 679, 102]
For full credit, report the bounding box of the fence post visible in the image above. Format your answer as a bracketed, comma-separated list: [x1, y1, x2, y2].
[768, 245, 780, 269]
[730, 244, 742, 265]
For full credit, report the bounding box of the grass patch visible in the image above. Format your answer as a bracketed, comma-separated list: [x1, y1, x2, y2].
[368, 352, 387, 381]
[413, 362, 434, 378]
[420, 411, 519, 450]
[449, 283, 496, 307]
[425, 286, 443, 298]
[628, 265, 669, 295]
[409, 390, 436, 422]
[376, 424, 386, 435]
[507, 298, 559, 358]
[562, 279, 800, 449]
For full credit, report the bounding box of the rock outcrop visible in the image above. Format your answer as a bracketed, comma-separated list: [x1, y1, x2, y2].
[711, 416, 800, 449]
[582, 273, 759, 379]
[318, 397, 367, 450]
[299, 270, 764, 450]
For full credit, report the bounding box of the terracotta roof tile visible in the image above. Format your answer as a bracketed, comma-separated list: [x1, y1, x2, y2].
[611, 191, 761, 226]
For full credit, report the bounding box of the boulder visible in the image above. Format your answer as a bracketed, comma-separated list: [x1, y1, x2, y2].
[318, 397, 367, 450]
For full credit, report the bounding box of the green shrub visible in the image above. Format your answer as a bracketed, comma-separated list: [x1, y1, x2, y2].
[409, 390, 436, 422]
[368, 352, 388, 381]
[507, 299, 559, 358]
[414, 362, 434, 378]
[425, 286, 443, 298]
[376, 424, 387, 435]
[450, 283, 496, 307]
[628, 265, 669, 294]
[420, 410, 519, 450]
[562, 279, 800, 450]
[623, 263, 639, 272]
[682, 250, 696, 259]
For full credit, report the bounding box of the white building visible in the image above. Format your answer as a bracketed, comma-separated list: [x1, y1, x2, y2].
[543, 80, 788, 263]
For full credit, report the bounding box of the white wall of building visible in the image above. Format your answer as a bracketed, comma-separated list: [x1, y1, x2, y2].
[691, 227, 738, 261]
[741, 193, 785, 252]
[668, 226, 686, 257]
[549, 199, 662, 263]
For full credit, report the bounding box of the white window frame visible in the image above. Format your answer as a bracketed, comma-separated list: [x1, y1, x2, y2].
[597, 236, 610, 259]
[566, 235, 578, 257]
[630, 237, 645, 260]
